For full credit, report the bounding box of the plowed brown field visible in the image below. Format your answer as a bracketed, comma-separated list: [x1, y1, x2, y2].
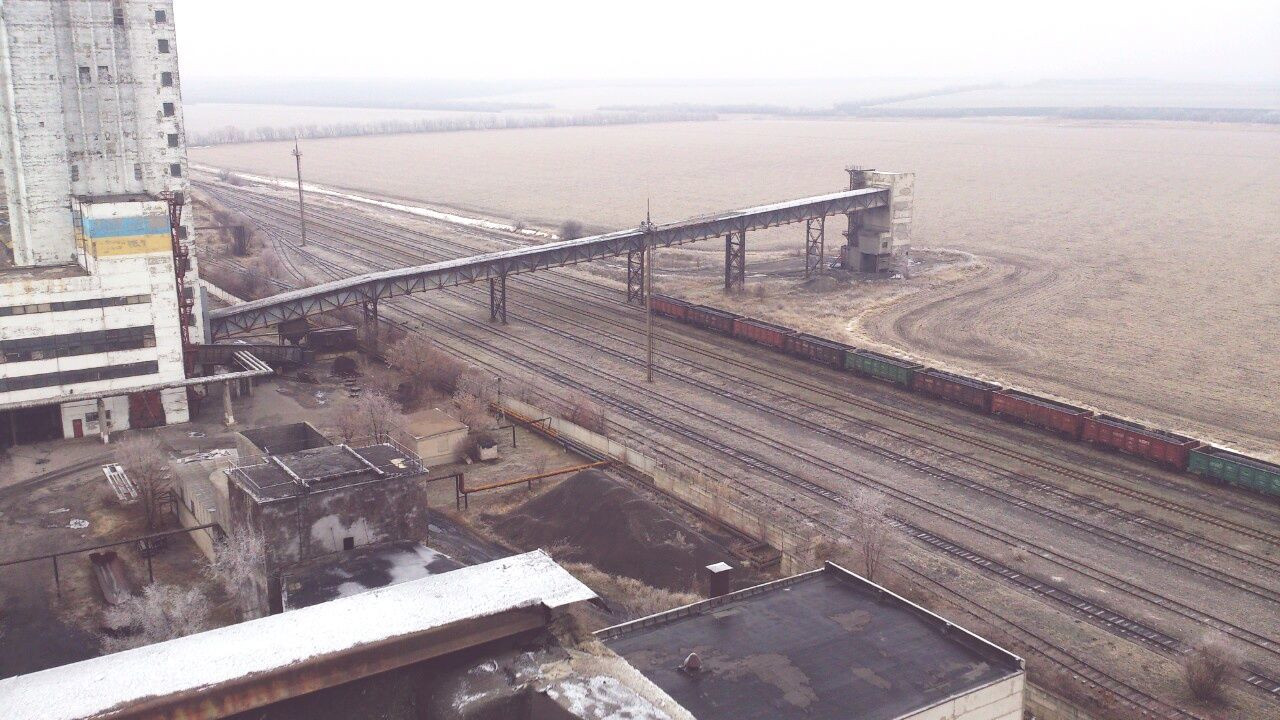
[192, 118, 1280, 452]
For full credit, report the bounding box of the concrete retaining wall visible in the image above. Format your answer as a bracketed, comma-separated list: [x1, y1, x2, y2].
[497, 396, 817, 574]
[1025, 683, 1104, 720]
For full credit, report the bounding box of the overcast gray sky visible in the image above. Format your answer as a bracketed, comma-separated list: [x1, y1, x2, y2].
[172, 0, 1280, 83]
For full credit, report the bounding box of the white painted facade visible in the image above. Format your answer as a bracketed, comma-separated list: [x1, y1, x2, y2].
[0, 1, 203, 439]
[903, 672, 1025, 720]
[0, 199, 191, 437]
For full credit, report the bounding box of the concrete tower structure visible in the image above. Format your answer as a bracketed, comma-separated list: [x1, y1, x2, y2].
[846, 167, 914, 273]
[0, 0, 209, 444]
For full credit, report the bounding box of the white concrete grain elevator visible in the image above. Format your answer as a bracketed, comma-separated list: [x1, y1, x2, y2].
[0, 0, 219, 444]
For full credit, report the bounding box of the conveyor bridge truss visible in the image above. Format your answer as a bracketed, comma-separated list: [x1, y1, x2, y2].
[208, 187, 889, 339]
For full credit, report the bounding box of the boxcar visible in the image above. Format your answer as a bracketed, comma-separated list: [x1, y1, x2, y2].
[784, 333, 850, 368]
[1189, 446, 1280, 498]
[306, 325, 359, 352]
[686, 305, 739, 336]
[1081, 414, 1199, 469]
[733, 317, 795, 350]
[845, 349, 923, 388]
[650, 294, 689, 321]
[991, 388, 1094, 440]
[913, 369, 1001, 413]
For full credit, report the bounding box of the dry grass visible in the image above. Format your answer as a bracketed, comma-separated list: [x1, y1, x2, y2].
[560, 562, 700, 620]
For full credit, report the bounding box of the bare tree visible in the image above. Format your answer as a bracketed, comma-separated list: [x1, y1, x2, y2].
[386, 334, 466, 396]
[206, 530, 265, 620]
[562, 392, 606, 434]
[455, 370, 495, 405]
[852, 489, 892, 582]
[560, 219, 585, 240]
[351, 391, 404, 442]
[101, 583, 213, 653]
[1184, 634, 1241, 703]
[114, 435, 170, 531]
[335, 406, 365, 444]
[452, 392, 491, 432]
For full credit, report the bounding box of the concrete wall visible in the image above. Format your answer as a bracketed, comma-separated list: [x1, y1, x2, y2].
[228, 470, 432, 616]
[59, 394, 129, 436]
[413, 427, 469, 467]
[497, 396, 818, 574]
[1025, 683, 1105, 720]
[857, 171, 914, 267]
[176, 466, 226, 562]
[0, 0, 204, 334]
[905, 673, 1025, 720]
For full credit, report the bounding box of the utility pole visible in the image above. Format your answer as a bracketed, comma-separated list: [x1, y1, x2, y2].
[292, 136, 307, 247]
[643, 200, 655, 383]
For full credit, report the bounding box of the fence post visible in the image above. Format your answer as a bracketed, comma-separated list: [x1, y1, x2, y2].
[52, 555, 60, 597]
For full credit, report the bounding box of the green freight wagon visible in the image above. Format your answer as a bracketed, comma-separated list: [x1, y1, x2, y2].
[846, 349, 923, 388]
[1189, 446, 1280, 498]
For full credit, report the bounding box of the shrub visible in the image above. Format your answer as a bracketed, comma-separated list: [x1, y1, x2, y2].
[562, 392, 606, 434]
[461, 430, 497, 460]
[561, 562, 699, 620]
[560, 219, 585, 240]
[1184, 635, 1240, 703]
[101, 583, 212, 653]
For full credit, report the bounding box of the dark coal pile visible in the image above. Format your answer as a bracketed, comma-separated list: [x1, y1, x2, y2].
[494, 469, 730, 592]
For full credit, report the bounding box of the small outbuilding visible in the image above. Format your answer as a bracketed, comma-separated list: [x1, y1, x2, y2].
[404, 408, 469, 467]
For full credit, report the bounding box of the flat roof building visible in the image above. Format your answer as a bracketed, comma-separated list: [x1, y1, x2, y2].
[600, 562, 1025, 720]
[226, 422, 431, 615]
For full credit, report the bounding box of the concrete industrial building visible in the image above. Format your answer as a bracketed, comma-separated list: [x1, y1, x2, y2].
[602, 562, 1025, 720]
[0, 0, 217, 443]
[226, 422, 432, 616]
[0, 556, 1024, 719]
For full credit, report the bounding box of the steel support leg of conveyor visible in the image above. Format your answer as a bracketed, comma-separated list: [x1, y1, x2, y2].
[805, 216, 825, 278]
[489, 274, 507, 324]
[627, 249, 646, 304]
[724, 230, 746, 292]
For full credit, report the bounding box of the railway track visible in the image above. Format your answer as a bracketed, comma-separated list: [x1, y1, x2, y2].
[207, 183, 1280, 596]
[208, 185, 1280, 563]
[200, 180, 1280, 710]
[201, 181, 1280, 536]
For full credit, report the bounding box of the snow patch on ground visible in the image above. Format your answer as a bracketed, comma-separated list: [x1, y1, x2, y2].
[190, 164, 557, 240]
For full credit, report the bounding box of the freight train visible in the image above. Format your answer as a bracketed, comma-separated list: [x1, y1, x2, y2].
[649, 294, 1280, 500]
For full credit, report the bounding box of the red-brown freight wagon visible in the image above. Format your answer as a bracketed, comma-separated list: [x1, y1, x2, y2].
[1081, 414, 1200, 469]
[650, 294, 690, 321]
[784, 333, 851, 368]
[732, 317, 795, 350]
[686, 305, 739, 336]
[913, 369, 1001, 413]
[991, 389, 1093, 440]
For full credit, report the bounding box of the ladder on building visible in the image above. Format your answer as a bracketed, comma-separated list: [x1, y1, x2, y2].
[102, 463, 138, 504]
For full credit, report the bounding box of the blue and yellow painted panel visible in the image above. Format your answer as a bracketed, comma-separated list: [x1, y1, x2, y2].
[81, 215, 172, 257]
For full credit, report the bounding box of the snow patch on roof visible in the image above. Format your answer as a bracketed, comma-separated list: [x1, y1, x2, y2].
[0, 551, 594, 720]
